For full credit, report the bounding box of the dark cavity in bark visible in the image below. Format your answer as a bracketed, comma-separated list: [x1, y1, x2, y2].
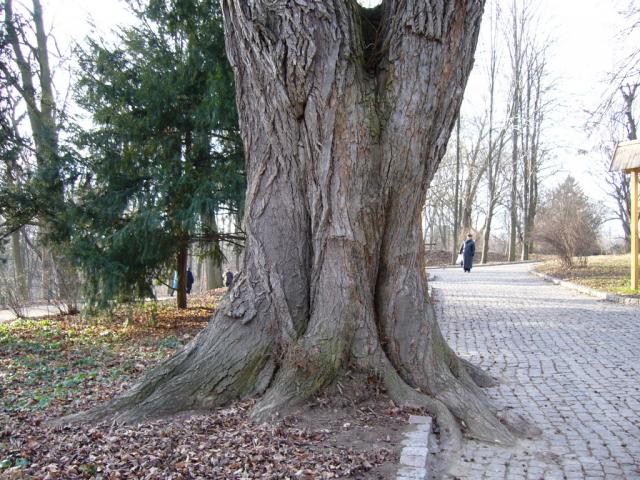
[359, 3, 385, 72]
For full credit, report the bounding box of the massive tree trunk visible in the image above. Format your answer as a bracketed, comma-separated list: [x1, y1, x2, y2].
[64, 0, 524, 446]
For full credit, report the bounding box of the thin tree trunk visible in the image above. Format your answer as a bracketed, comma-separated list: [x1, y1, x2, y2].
[206, 253, 223, 289]
[460, 117, 488, 234]
[12, 230, 27, 299]
[205, 216, 224, 289]
[507, 0, 521, 262]
[481, 3, 498, 264]
[5, 0, 80, 309]
[176, 242, 188, 309]
[482, 130, 506, 264]
[521, 67, 531, 261]
[622, 84, 638, 141]
[62, 1, 531, 448]
[41, 246, 51, 302]
[451, 116, 461, 264]
[621, 84, 639, 251]
[508, 121, 519, 261]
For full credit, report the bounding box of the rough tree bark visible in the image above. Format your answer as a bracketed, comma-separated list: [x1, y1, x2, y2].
[64, 0, 529, 447]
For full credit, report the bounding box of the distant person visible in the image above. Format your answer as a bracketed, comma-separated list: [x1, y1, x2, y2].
[186, 268, 195, 294]
[225, 270, 234, 288]
[459, 233, 476, 273]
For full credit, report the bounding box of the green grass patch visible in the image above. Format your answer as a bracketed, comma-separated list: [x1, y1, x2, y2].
[0, 292, 222, 416]
[535, 254, 640, 296]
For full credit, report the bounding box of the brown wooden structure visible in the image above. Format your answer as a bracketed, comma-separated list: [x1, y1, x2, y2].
[611, 140, 640, 290]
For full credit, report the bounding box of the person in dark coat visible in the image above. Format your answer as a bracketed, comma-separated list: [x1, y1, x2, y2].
[186, 268, 195, 294]
[459, 233, 476, 273]
[225, 270, 234, 288]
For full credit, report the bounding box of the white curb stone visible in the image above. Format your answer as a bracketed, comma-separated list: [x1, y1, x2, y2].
[396, 415, 431, 480]
[531, 270, 640, 306]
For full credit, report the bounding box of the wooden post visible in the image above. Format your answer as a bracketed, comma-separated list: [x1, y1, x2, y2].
[631, 170, 639, 290]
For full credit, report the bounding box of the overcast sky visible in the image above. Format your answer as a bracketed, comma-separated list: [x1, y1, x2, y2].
[39, 0, 636, 238]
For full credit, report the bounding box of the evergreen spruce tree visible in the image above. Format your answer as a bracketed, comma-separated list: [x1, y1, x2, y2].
[69, 0, 244, 308]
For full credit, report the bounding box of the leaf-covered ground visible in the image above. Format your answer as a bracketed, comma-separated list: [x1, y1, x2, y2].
[1, 290, 408, 479]
[535, 254, 640, 296]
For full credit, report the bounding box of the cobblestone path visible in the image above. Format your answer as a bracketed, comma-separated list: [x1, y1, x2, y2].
[430, 263, 640, 480]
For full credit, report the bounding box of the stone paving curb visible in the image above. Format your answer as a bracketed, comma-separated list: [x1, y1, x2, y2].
[531, 270, 640, 307]
[396, 415, 431, 480]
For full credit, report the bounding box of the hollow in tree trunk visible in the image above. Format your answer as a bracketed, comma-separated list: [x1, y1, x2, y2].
[63, 0, 533, 448]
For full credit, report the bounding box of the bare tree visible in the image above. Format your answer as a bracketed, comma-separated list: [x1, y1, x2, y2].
[450, 116, 461, 263]
[520, 40, 551, 260]
[506, 0, 527, 261]
[621, 83, 639, 140]
[588, 103, 636, 250]
[586, 30, 639, 252]
[0, 92, 29, 298]
[480, 0, 503, 264]
[460, 115, 488, 235]
[481, 120, 509, 263]
[2, 0, 79, 311]
[63, 1, 530, 447]
[424, 151, 457, 253]
[501, 0, 551, 261]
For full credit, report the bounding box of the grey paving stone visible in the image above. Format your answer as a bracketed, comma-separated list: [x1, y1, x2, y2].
[429, 263, 640, 480]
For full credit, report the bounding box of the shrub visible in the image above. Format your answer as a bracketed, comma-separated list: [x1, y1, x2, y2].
[533, 176, 603, 268]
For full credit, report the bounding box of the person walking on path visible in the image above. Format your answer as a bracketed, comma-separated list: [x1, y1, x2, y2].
[186, 268, 195, 294]
[225, 271, 234, 288]
[459, 233, 476, 272]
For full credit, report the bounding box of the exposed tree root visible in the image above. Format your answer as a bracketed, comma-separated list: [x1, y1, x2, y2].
[251, 340, 344, 422]
[458, 357, 499, 388]
[374, 354, 462, 453]
[55, 282, 533, 461]
[54, 296, 276, 425]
